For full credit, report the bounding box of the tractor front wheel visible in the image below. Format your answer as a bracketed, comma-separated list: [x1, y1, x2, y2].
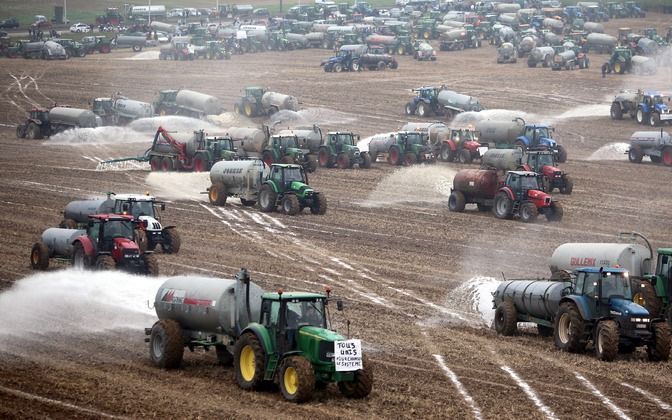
[519, 201, 538, 223]
[545, 201, 563, 222]
[258, 185, 277, 212]
[95, 255, 116, 271]
[281, 194, 301, 215]
[279, 356, 315, 403]
[554, 302, 586, 353]
[493, 192, 513, 219]
[310, 193, 327, 215]
[161, 228, 181, 254]
[336, 152, 351, 169]
[143, 254, 159, 276]
[360, 152, 372, 169]
[494, 301, 517, 336]
[149, 319, 184, 369]
[388, 146, 401, 165]
[648, 323, 671, 362]
[338, 355, 373, 399]
[595, 320, 619, 361]
[234, 333, 266, 389]
[30, 242, 49, 270]
[27, 122, 41, 139]
[458, 149, 472, 164]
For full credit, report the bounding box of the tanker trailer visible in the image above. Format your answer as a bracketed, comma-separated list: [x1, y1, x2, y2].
[92, 96, 154, 125]
[636, 38, 658, 56]
[286, 33, 310, 49]
[439, 29, 467, 51]
[30, 227, 86, 270]
[627, 131, 672, 165]
[305, 31, 325, 48]
[115, 34, 147, 52]
[527, 46, 555, 67]
[367, 131, 434, 165]
[498, 14, 519, 29]
[586, 33, 616, 54]
[145, 268, 373, 402]
[543, 18, 564, 34]
[233, 87, 299, 118]
[495, 3, 520, 14]
[316, 131, 371, 169]
[153, 89, 224, 118]
[583, 21, 604, 33]
[630, 55, 656, 76]
[226, 126, 269, 157]
[496, 42, 517, 64]
[492, 267, 669, 362]
[150, 21, 176, 33]
[16, 106, 100, 139]
[551, 50, 577, 70]
[474, 118, 567, 162]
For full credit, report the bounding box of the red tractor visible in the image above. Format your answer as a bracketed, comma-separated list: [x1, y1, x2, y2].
[518, 149, 573, 194]
[438, 128, 483, 163]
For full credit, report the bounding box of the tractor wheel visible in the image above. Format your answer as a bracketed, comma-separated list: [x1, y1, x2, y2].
[554, 302, 586, 353]
[542, 176, 552, 193]
[360, 152, 372, 169]
[318, 147, 333, 168]
[444, 109, 454, 121]
[651, 155, 662, 164]
[544, 55, 552, 68]
[95, 255, 116, 271]
[160, 157, 174, 172]
[494, 301, 518, 336]
[279, 355, 315, 403]
[338, 355, 373, 399]
[258, 185, 277, 213]
[215, 345, 233, 366]
[404, 152, 416, 166]
[27, 122, 41, 139]
[632, 278, 662, 317]
[377, 61, 386, 71]
[458, 149, 472, 164]
[310, 193, 327, 215]
[233, 103, 241, 114]
[193, 154, 209, 172]
[388, 146, 401, 165]
[233, 333, 266, 389]
[30, 242, 49, 270]
[149, 319, 184, 369]
[448, 191, 466, 212]
[650, 113, 661, 127]
[397, 45, 405, 55]
[628, 145, 643, 163]
[493, 192, 513, 219]
[243, 100, 255, 118]
[240, 198, 256, 207]
[209, 183, 227, 206]
[647, 323, 671, 362]
[614, 61, 624, 74]
[336, 152, 351, 169]
[132, 44, 142, 52]
[417, 102, 431, 118]
[595, 320, 619, 362]
[519, 201, 538, 223]
[281, 194, 301, 215]
[389, 61, 398, 69]
[610, 102, 623, 120]
[537, 325, 553, 337]
[72, 242, 91, 269]
[333, 63, 343, 72]
[545, 201, 563, 222]
[161, 228, 181, 254]
[636, 108, 646, 124]
[134, 228, 148, 253]
[262, 151, 274, 168]
[440, 144, 455, 161]
[143, 254, 159, 276]
[350, 59, 360, 71]
[662, 147, 672, 167]
[59, 218, 78, 229]
[405, 102, 416, 115]
[16, 124, 26, 138]
[559, 176, 573, 194]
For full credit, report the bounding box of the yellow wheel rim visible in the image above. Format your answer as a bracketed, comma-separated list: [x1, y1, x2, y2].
[614, 63, 621, 73]
[633, 292, 645, 306]
[240, 345, 255, 382]
[283, 366, 298, 395]
[31, 250, 39, 265]
[209, 188, 218, 202]
[245, 103, 252, 116]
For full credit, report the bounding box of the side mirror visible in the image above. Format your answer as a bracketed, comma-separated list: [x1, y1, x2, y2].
[336, 300, 344, 311]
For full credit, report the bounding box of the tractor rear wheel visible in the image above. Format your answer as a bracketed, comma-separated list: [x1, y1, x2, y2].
[160, 157, 174, 171]
[662, 147, 672, 167]
[30, 242, 49, 270]
[404, 152, 416, 165]
[243, 100, 255, 118]
[234, 333, 266, 389]
[595, 320, 619, 361]
[610, 102, 623, 120]
[161, 228, 181, 254]
[193, 154, 208, 172]
[628, 145, 643, 163]
[458, 149, 472, 164]
[215, 345, 233, 366]
[318, 147, 333, 168]
[310, 193, 327, 215]
[648, 323, 672, 362]
[559, 176, 573, 194]
[545, 201, 563, 222]
[338, 355, 373, 399]
[279, 355, 315, 403]
[149, 156, 161, 171]
[519, 201, 538, 223]
[143, 254, 159, 276]
[494, 301, 517, 336]
[388, 146, 401, 165]
[493, 192, 513, 219]
[258, 185, 277, 213]
[632, 278, 662, 317]
[281, 194, 301, 215]
[448, 191, 466, 212]
[16, 124, 26, 138]
[554, 302, 586, 353]
[360, 152, 372, 169]
[149, 319, 184, 369]
[336, 152, 351, 169]
[209, 183, 227, 206]
[95, 255, 116, 271]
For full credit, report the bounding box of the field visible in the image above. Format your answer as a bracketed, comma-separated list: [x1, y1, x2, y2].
[1, 8, 672, 420]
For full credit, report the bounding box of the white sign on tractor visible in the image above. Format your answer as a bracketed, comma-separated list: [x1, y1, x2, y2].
[334, 339, 363, 371]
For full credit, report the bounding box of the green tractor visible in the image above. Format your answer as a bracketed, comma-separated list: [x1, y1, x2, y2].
[54, 39, 87, 58]
[80, 35, 113, 54]
[207, 40, 231, 59]
[259, 163, 326, 215]
[606, 2, 628, 18]
[263, 134, 317, 173]
[415, 19, 438, 40]
[604, 47, 632, 74]
[318, 132, 372, 169]
[637, 248, 672, 323]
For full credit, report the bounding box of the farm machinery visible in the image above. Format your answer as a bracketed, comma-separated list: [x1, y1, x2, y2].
[234, 87, 299, 118]
[16, 107, 100, 139]
[627, 130, 672, 166]
[405, 86, 482, 120]
[610, 90, 672, 127]
[367, 131, 435, 165]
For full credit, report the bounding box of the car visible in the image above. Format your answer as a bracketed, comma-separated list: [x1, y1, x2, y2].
[70, 23, 91, 33]
[0, 17, 20, 29]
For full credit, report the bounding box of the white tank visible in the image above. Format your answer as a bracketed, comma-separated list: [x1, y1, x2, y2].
[150, 21, 175, 32]
[543, 18, 564, 32]
[550, 243, 652, 277]
[630, 131, 671, 149]
[495, 3, 520, 13]
[305, 32, 325, 42]
[312, 24, 331, 33]
[49, 107, 99, 128]
[438, 22, 464, 31]
[476, 119, 525, 144]
[275, 127, 322, 152]
[583, 22, 604, 33]
[226, 127, 268, 153]
[113, 98, 154, 120]
[438, 90, 482, 112]
[210, 159, 266, 200]
[41, 228, 86, 257]
[175, 89, 223, 116]
[498, 14, 519, 27]
[440, 29, 466, 41]
[63, 198, 114, 223]
[368, 132, 398, 156]
[399, 122, 450, 144]
[587, 33, 617, 48]
[261, 92, 299, 112]
[480, 148, 522, 171]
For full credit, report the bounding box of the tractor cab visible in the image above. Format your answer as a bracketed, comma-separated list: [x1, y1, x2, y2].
[328, 132, 357, 152]
[206, 135, 237, 159]
[503, 171, 548, 203]
[415, 86, 439, 102]
[648, 250, 672, 315]
[157, 90, 178, 104]
[245, 87, 265, 102]
[268, 164, 309, 191]
[92, 98, 114, 117]
[523, 124, 554, 148]
[113, 194, 164, 220]
[87, 214, 139, 254]
[261, 293, 329, 351]
[29, 109, 49, 124]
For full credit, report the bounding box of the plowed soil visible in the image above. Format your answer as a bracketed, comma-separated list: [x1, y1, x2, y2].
[1, 13, 672, 419]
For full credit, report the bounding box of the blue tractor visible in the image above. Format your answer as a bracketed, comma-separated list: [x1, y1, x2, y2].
[636, 91, 672, 126]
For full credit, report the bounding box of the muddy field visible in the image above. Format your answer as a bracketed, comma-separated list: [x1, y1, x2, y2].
[1, 13, 672, 419]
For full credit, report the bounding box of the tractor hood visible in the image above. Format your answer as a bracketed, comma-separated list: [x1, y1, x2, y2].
[290, 181, 313, 194]
[321, 56, 341, 66]
[655, 103, 670, 113]
[527, 189, 552, 207]
[541, 165, 563, 178]
[113, 237, 140, 253]
[609, 297, 650, 318]
[343, 144, 360, 155]
[297, 326, 346, 362]
[139, 215, 163, 232]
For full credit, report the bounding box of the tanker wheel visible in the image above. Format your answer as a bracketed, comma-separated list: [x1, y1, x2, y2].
[30, 242, 49, 270]
[360, 152, 372, 169]
[160, 157, 174, 172]
[610, 102, 623, 120]
[545, 201, 563, 222]
[143, 253, 159, 276]
[444, 109, 454, 121]
[559, 176, 573, 194]
[72, 242, 92, 269]
[310, 193, 327, 215]
[554, 302, 586, 353]
[318, 148, 333, 168]
[448, 191, 466, 212]
[262, 151, 274, 168]
[193, 154, 208, 172]
[388, 146, 401, 165]
[493, 192, 513, 219]
[628, 146, 643, 163]
[208, 183, 227, 206]
[458, 149, 472, 164]
[258, 185, 277, 212]
[161, 228, 181, 254]
[595, 320, 619, 362]
[404, 152, 416, 166]
[134, 228, 148, 253]
[519, 201, 538, 223]
[632, 278, 662, 317]
[648, 322, 672, 362]
[336, 152, 351, 169]
[215, 345, 233, 366]
[27, 122, 41, 140]
[377, 61, 386, 71]
[440, 144, 455, 161]
[662, 147, 672, 167]
[537, 325, 553, 337]
[338, 355, 373, 399]
[281, 194, 301, 215]
[494, 301, 517, 336]
[233, 333, 266, 389]
[59, 218, 78, 229]
[149, 319, 184, 369]
[279, 355, 315, 403]
[95, 255, 116, 271]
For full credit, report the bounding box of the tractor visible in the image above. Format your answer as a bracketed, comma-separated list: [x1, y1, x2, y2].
[258, 164, 327, 215]
[317, 132, 372, 169]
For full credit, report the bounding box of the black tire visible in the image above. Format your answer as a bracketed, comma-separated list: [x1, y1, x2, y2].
[149, 156, 161, 171]
[350, 59, 359, 72]
[16, 124, 26, 138]
[132, 44, 142, 52]
[209, 183, 227, 206]
[72, 242, 91, 269]
[388, 146, 401, 165]
[458, 149, 472, 164]
[360, 152, 372, 169]
[233, 333, 266, 390]
[281, 194, 301, 215]
[338, 355, 373, 399]
[161, 228, 181, 254]
[143, 253, 159, 276]
[30, 242, 49, 270]
[258, 185, 277, 212]
[610, 102, 623, 120]
[648, 323, 672, 362]
[636, 108, 646, 125]
[628, 146, 643, 163]
[519, 201, 538, 223]
[556, 145, 567, 163]
[537, 325, 553, 337]
[650, 113, 661, 127]
[149, 319, 184, 369]
[632, 278, 662, 317]
[595, 319, 619, 362]
[417, 102, 431, 118]
[59, 218, 78, 229]
[95, 255, 116, 270]
[161, 157, 174, 172]
[440, 144, 454, 162]
[311, 193, 327, 215]
[554, 302, 587, 353]
[404, 152, 416, 166]
[193, 154, 209, 172]
[333, 62, 343, 72]
[405, 102, 416, 115]
[494, 301, 517, 336]
[545, 201, 563, 222]
[493, 192, 513, 219]
[377, 60, 386, 71]
[27, 122, 41, 139]
[215, 345, 233, 366]
[279, 356, 315, 403]
[448, 191, 466, 212]
[336, 152, 351, 169]
[559, 176, 573, 194]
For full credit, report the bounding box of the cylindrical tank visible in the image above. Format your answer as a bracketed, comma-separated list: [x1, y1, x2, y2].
[217, 28, 236, 38]
[614, 91, 638, 103]
[152, 131, 202, 157]
[210, 159, 266, 195]
[400, 122, 450, 144]
[327, 25, 356, 33]
[543, 32, 562, 45]
[63, 198, 114, 223]
[493, 280, 571, 321]
[439, 21, 465, 30]
[498, 14, 519, 27]
[549, 243, 652, 276]
[154, 275, 264, 335]
[150, 21, 175, 32]
[226, 127, 267, 153]
[113, 98, 154, 119]
[312, 23, 332, 33]
[116, 35, 146, 46]
[365, 34, 396, 45]
[529, 46, 555, 63]
[637, 38, 657, 56]
[305, 32, 325, 42]
[631, 55, 656, 74]
[438, 90, 482, 112]
[49, 107, 99, 128]
[41, 228, 86, 257]
[367, 132, 398, 156]
[517, 8, 537, 20]
[519, 36, 536, 52]
[261, 92, 299, 112]
[176, 89, 223, 116]
[286, 33, 309, 47]
[480, 148, 522, 171]
[498, 26, 516, 42]
[440, 29, 466, 41]
[275, 128, 322, 152]
[25, 42, 45, 53]
[556, 50, 576, 63]
[586, 33, 616, 48]
[583, 22, 604, 33]
[495, 3, 520, 13]
[247, 30, 268, 41]
[630, 131, 671, 149]
[475, 119, 525, 144]
[452, 169, 499, 198]
[43, 41, 67, 58]
[543, 18, 564, 32]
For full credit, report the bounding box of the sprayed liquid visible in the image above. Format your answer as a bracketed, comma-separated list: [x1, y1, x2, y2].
[585, 142, 629, 161]
[145, 171, 210, 201]
[361, 165, 457, 208]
